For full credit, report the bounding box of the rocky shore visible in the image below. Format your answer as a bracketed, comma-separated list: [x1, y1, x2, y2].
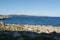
[0, 15, 11, 19]
[0, 22, 60, 33]
[0, 22, 60, 40]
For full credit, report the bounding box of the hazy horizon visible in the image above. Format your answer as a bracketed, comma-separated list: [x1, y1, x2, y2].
[0, 0, 60, 17]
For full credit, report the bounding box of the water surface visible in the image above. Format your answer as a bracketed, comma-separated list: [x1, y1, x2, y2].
[0, 16, 60, 26]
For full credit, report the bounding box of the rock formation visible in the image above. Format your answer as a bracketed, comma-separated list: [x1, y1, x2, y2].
[0, 22, 60, 40]
[0, 16, 11, 20]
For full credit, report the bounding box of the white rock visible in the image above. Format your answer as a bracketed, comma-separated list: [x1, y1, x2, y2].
[28, 28, 33, 31]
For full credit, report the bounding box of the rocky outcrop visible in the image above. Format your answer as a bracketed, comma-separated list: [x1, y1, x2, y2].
[13, 32, 21, 37]
[0, 31, 60, 40]
[0, 22, 60, 40]
[0, 22, 60, 33]
[0, 16, 11, 20]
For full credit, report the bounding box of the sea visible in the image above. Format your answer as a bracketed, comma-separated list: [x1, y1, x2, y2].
[0, 16, 60, 26]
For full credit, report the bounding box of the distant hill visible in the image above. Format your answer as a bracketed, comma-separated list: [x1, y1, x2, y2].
[8, 15, 49, 17]
[0, 14, 54, 17]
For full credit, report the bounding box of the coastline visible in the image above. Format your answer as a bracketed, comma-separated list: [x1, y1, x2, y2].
[0, 15, 11, 20]
[0, 22, 60, 40]
[0, 22, 60, 33]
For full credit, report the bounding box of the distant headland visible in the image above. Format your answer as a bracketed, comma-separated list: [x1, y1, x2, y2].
[0, 15, 11, 20]
[0, 15, 59, 18]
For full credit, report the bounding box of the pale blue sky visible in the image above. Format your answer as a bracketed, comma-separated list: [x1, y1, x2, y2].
[0, 0, 60, 16]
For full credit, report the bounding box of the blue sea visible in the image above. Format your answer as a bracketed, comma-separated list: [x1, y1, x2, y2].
[0, 16, 60, 26]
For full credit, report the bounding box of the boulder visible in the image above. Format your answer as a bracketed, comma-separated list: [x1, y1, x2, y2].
[24, 32, 38, 37]
[18, 37, 24, 40]
[0, 22, 5, 27]
[13, 32, 21, 37]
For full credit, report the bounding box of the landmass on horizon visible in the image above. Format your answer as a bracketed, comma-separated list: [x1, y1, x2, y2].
[0, 14, 55, 17]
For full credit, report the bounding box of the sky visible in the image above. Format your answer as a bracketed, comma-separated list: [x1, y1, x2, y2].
[0, 0, 60, 17]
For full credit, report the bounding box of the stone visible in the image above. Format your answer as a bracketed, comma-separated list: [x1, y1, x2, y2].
[0, 22, 5, 27]
[18, 37, 24, 40]
[53, 36, 60, 40]
[24, 32, 37, 37]
[13, 32, 21, 37]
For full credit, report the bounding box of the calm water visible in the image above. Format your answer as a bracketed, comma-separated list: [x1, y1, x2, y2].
[0, 16, 60, 26]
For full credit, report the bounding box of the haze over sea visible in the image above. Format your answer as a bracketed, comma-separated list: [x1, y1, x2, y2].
[0, 15, 60, 26]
